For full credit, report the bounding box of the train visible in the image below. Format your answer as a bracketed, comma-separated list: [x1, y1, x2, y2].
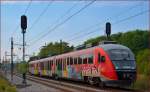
[29, 41, 137, 87]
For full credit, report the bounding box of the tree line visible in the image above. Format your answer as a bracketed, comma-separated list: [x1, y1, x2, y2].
[32, 29, 149, 59]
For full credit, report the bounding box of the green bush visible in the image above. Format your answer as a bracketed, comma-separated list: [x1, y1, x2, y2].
[132, 75, 150, 91]
[0, 76, 16, 92]
[132, 49, 150, 91]
[136, 49, 150, 76]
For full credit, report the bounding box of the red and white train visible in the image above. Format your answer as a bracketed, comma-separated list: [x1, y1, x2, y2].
[29, 41, 136, 87]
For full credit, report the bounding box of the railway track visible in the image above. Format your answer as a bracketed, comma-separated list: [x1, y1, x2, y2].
[15, 73, 139, 92]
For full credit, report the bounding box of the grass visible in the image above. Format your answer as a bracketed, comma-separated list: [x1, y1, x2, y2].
[131, 74, 150, 92]
[0, 75, 16, 92]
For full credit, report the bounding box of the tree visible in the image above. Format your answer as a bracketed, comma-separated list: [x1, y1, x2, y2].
[17, 61, 28, 74]
[38, 41, 73, 58]
[136, 49, 150, 76]
[84, 29, 149, 55]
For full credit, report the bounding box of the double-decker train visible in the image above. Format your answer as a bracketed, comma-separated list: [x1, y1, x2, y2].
[29, 41, 136, 87]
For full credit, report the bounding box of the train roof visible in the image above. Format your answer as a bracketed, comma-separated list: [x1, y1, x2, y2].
[99, 44, 130, 51]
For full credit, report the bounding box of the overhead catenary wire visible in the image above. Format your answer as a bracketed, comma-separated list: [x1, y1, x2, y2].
[8, 0, 32, 61]
[27, 0, 80, 42]
[28, 0, 96, 47]
[27, 0, 54, 32]
[67, 9, 150, 43]
[11, 0, 32, 37]
[64, 2, 144, 40]
[24, 0, 33, 15]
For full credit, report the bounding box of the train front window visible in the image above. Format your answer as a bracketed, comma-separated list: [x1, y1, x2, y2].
[108, 49, 134, 61]
[107, 49, 136, 69]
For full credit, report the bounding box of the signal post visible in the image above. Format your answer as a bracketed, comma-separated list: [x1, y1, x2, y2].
[21, 15, 27, 84]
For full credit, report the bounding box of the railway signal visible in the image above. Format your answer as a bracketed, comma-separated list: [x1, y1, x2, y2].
[21, 15, 27, 84]
[21, 15, 27, 32]
[106, 22, 111, 40]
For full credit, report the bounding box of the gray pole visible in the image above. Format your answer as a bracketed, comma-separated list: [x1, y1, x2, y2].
[11, 37, 13, 81]
[23, 30, 25, 62]
[22, 29, 26, 84]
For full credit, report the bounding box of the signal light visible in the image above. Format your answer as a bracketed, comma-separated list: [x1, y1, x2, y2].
[21, 15, 27, 32]
[106, 22, 111, 37]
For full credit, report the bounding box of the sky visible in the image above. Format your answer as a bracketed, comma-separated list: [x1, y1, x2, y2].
[0, 0, 149, 62]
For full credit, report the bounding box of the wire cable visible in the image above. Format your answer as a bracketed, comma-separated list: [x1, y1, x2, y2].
[24, 0, 32, 14]
[64, 2, 144, 40]
[11, 0, 32, 37]
[27, 0, 79, 42]
[28, 0, 53, 32]
[28, 0, 96, 47]
[68, 9, 149, 43]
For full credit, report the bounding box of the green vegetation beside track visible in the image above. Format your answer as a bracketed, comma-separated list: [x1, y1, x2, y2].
[0, 75, 16, 92]
[131, 49, 150, 91]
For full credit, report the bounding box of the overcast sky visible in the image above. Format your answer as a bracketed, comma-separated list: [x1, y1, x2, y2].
[1, 0, 149, 62]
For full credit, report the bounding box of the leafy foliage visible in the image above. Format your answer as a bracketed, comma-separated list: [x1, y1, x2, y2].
[17, 61, 28, 74]
[84, 29, 149, 55]
[0, 75, 16, 92]
[38, 41, 73, 58]
[136, 49, 150, 76]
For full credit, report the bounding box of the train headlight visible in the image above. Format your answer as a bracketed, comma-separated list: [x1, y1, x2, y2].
[115, 66, 119, 69]
[131, 67, 135, 69]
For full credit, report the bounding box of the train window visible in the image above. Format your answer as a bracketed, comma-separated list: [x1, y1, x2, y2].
[48, 61, 50, 70]
[70, 57, 73, 65]
[98, 53, 101, 63]
[67, 57, 70, 65]
[67, 60, 69, 65]
[101, 56, 105, 62]
[78, 57, 82, 64]
[74, 58, 77, 64]
[83, 58, 87, 64]
[64, 58, 67, 70]
[61, 59, 63, 70]
[88, 55, 93, 64]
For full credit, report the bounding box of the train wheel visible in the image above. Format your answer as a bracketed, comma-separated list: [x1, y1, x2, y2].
[99, 79, 105, 88]
[54, 75, 59, 80]
[88, 77, 94, 85]
[52, 74, 58, 80]
[84, 76, 88, 83]
[88, 77, 98, 85]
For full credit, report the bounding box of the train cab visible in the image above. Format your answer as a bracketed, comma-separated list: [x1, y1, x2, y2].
[97, 43, 137, 86]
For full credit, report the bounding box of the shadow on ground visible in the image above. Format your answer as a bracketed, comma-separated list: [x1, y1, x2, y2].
[15, 84, 32, 89]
